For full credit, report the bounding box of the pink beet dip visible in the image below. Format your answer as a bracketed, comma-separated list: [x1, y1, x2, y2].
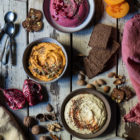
[50, 0, 89, 27]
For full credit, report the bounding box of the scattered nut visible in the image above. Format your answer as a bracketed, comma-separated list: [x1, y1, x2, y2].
[79, 70, 85, 75]
[46, 104, 53, 112]
[36, 114, 46, 122]
[97, 79, 106, 86]
[120, 86, 135, 101]
[86, 84, 96, 89]
[23, 116, 37, 127]
[108, 72, 116, 78]
[47, 124, 55, 132]
[50, 133, 59, 140]
[31, 125, 46, 135]
[45, 113, 57, 121]
[40, 136, 51, 140]
[77, 80, 86, 86]
[104, 86, 110, 93]
[78, 74, 85, 80]
[111, 88, 125, 103]
[47, 123, 62, 133]
[113, 79, 122, 85]
[92, 80, 99, 86]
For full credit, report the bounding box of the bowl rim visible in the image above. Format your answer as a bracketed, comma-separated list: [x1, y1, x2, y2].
[43, 0, 95, 33]
[61, 88, 111, 139]
[22, 37, 68, 83]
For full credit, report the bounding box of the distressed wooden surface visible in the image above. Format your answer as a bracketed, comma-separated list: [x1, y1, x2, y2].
[0, 0, 139, 140]
[28, 0, 71, 140]
[0, 0, 28, 135]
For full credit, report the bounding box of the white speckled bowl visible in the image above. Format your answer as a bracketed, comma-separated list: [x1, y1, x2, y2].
[22, 37, 68, 83]
[43, 0, 95, 33]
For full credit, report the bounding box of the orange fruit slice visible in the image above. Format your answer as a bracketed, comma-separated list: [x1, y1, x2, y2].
[104, 0, 125, 5]
[106, 2, 130, 18]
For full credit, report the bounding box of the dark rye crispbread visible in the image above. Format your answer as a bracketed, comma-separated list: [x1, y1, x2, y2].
[84, 57, 102, 79]
[88, 24, 112, 49]
[89, 40, 120, 65]
[84, 40, 120, 79]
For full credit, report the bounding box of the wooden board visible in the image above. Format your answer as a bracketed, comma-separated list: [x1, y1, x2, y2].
[1, 0, 140, 140]
[28, 0, 71, 140]
[0, 0, 28, 135]
[72, 0, 118, 140]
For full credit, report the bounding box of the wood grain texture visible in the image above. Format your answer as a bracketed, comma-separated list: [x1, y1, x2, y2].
[0, 0, 28, 136]
[72, 0, 117, 140]
[28, 0, 71, 140]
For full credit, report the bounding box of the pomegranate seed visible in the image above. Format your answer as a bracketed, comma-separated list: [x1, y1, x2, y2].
[64, 5, 67, 8]
[52, 15, 55, 18]
[55, 11, 59, 15]
[53, 5, 56, 9]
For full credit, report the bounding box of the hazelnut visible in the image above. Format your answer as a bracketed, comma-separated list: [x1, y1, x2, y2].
[97, 79, 106, 86]
[78, 74, 85, 80]
[46, 104, 53, 112]
[104, 86, 110, 93]
[23, 116, 37, 127]
[40, 136, 51, 140]
[31, 125, 46, 135]
[86, 84, 96, 89]
[108, 72, 116, 78]
[77, 80, 86, 86]
[36, 114, 46, 122]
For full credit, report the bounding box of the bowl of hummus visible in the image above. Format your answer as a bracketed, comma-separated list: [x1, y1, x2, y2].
[61, 88, 111, 139]
[22, 37, 68, 83]
[43, 0, 95, 32]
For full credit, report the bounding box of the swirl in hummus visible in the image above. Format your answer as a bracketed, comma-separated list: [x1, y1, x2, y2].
[28, 42, 66, 82]
[64, 94, 107, 134]
[50, 0, 89, 27]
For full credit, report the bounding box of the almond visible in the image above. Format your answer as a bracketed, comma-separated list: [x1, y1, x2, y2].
[113, 79, 122, 85]
[97, 79, 106, 86]
[77, 80, 86, 86]
[86, 84, 96, 89]
[104, 86, 110, 93]
[108, 72, 116, 78]
[78, 74, 85, 80]
[92, 80, 99, 86]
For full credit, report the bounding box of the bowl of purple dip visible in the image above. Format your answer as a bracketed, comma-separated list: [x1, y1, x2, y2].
[43, 0, 95, 33]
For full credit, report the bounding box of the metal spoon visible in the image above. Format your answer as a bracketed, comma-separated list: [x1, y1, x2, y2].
[0, 11, 15, 39]
[4, 11, 15, 23]
[1, 22, 15, 65]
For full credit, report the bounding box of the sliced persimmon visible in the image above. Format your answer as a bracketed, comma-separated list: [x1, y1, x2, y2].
[106, 2, 130, 18]
[104, 0, 125, 5]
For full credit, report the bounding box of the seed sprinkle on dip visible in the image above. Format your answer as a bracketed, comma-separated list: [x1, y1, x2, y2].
[28, 42, 66, 82]
[64, 93, 107, 134]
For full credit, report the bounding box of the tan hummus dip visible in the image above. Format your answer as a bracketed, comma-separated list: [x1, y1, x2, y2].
[28, 42, 66, 82]
[64, 94, 107, 134]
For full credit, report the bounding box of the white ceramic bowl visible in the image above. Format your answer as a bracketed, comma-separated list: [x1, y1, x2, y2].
[22, 37, 68, 83]
[43, 0, 95, 33]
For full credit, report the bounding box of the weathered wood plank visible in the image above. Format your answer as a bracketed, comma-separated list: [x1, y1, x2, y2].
[0, 0, 28, 134]
[72, 0, 117, 139]
[28, 0, 71, 140]
[117, 1, 140, 138]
